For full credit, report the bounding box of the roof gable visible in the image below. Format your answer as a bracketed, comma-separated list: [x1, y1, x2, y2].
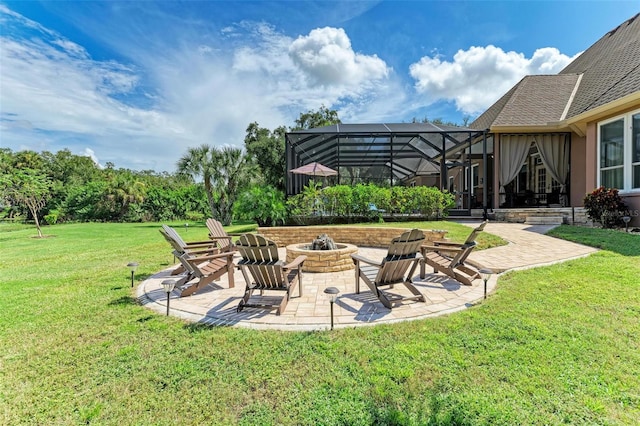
[475, 13, 640, 129]
[560, 13, 640, 117]
[472, 74, 580, 128]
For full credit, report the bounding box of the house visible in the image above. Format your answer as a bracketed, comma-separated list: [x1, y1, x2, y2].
[472, 13, 640, 224]
[286, 13, 640, 225]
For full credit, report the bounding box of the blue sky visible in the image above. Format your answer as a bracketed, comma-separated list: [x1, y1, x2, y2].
[1, 1, 638, 172]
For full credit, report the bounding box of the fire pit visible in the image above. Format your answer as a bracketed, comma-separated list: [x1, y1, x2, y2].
[286, 234, 358, 273]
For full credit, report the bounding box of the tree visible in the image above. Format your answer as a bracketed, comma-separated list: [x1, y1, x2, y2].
[244, 107, 341, 192]
[244, 122, 287, 191]
[210, 147, 252, 225]
[103, 169, 147, 221]
[292, 105, 341, 130]
[177, 145, 218, 219]
[177, 145, 251, 225]
[0, 169, 51, 237]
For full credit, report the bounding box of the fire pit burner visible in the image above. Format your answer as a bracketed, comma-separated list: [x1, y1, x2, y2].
[310, 233, 337, 250]
[286, 242, 358, 273]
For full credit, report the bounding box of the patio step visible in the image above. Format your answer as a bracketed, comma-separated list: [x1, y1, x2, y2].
[525, 216, 564, 225]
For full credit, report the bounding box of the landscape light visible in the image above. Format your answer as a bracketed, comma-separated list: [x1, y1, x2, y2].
[479, 269, 493, 300]
[161, 280, 176, 316]
[622, 216, 631, 232]
[323, 286, 340, 330]
[127, 262, 139, 288]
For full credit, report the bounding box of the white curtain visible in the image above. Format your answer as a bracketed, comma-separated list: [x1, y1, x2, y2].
[534, 134, 569, 206]
[499, 135, 531, 205]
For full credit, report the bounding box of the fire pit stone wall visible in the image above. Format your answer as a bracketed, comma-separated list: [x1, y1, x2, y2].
[257, 226, 447, 248]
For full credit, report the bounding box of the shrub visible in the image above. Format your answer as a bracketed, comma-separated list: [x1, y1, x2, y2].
[234, 185, 286, 227]
[583, 186, 628, 228]
[288, 182, 453, 224]
[43, 209, 60, 225]
[185, 211, 205, 222]
[322, 185, 353, 216]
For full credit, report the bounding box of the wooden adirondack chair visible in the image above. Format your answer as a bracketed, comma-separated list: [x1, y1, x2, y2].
[159, 225, 219, 276]
[205, 218, 235, 253]
[175, 250, 236, 297]
[426, 221, 487, 254]
[235, 234, 306, 315]
[420, 242, 480, 286]
[351, 229, 426, 309]
[419, 222, 485, 285]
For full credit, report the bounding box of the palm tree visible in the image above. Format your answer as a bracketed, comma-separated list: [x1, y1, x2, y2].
[177, 145, 217, 218]
[177, 145, 252, 225]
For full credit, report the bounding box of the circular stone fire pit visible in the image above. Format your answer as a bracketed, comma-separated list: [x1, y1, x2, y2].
[286, 243, 358, 273]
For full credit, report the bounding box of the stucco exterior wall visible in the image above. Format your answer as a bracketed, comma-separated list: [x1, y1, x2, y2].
[570, 133, 587, 207]
[621, 193, 640, 227]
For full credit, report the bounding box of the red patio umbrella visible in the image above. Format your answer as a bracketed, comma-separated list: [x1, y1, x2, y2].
[289, 162, 337, 177]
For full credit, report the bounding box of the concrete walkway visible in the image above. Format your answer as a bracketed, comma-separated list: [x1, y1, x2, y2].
[137, 223, 598, 331]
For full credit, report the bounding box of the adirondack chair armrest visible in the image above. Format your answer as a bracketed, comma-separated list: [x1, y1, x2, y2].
[421, 244, 465, 253]
[185, 246, 221, 255]
[183, 251, 236, 265]
[184, 240, 219, 248]
[430, 241, 465, 247]
[284, 255, 307, 270]
[351, 253, 383, 267]
[208, 235, 233, 242]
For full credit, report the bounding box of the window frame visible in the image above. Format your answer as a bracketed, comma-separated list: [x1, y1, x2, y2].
[597, 108, 640, 193]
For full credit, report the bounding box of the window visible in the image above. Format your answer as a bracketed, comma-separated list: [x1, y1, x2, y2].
[464, 164, 479, 194]
[598, 110, 640, 191]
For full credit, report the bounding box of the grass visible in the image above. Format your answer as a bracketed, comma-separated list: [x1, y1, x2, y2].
[1, 222, 638, 425]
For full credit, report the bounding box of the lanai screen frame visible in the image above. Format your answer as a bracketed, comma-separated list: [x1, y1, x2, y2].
[286, 123, 490, 215]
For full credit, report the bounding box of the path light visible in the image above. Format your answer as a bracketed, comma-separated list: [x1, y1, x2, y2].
[479, 268, 493, 300]
[161, 279, 176, 316]
[127, 262, 139, 288]
[184, 223, 189, 232]
[622, 216, 631, 232]
[323, 287, 340, 330]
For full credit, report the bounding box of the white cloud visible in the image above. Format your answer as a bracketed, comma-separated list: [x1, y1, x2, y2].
[409, 45, 579, 114]
[82, 148, 102, 168]
[0, 9, 189, 164]
[1, 4, 581, 173]
[1, 8, 400, 172]
[288, 27, 389, 87]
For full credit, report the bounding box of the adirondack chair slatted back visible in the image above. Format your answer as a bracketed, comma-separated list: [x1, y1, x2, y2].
[376, 229, 425, 284]
[162, 225, 187, 248]
[159, 227, 179, 250]
[462, 221, 487, 245]
[236, 234, 286, 290]
[385, 229, 425, 260]
[462, 220, 487, 245]
[206, 218, 233, 252]
[449, 242, 477, 268]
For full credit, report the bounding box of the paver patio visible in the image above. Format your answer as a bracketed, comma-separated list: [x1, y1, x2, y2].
[137, 222, 598, 330]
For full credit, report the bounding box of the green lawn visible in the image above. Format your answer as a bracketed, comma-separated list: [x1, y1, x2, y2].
[1, 222, 638, 425]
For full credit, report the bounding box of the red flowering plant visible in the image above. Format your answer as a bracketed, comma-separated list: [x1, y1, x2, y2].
[583, 186, 629, 228]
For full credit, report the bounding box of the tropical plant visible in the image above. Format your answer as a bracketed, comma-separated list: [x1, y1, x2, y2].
[102, 170, 147, 221]
[286, 180, 324, 218]
[234, 185, 287, 227]
[583, 186, 628, 228]
[177, 145, 218, 219]
[322, 185, 354, 216]
[177, 145, 252, 225]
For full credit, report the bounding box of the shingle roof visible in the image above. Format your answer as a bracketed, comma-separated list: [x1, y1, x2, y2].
[560, 13, 640, 118]
[472, 74, 580, 128]
[472, 13, 640, 129]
